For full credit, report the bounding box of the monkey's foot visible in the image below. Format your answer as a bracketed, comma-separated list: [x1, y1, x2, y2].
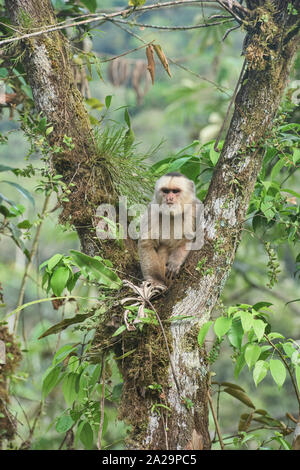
[166, 261, 181, 279]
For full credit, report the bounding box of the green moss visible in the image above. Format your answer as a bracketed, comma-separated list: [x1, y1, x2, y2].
[17, 9, 33, 28]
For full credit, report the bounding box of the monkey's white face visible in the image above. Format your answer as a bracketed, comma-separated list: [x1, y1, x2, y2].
[155, 175, 195, 216]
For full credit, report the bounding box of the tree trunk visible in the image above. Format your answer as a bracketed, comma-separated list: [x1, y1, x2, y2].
[6, 0, 299, 450]
[5, 0, 115, 229]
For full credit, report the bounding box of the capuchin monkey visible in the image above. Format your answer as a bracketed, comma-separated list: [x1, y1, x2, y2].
[138, 172, 202, 287]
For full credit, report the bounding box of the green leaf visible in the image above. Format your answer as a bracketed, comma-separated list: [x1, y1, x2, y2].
[124, 108, 131, 128]
[234, 350, 246, 379]
[81, 0, 97, 12]
[240, 311, 253, 333]
[252, 213, 266, 233]
[50, 266, 70, 296]
[0, 68, 8, 78]
[245, 344, 261, 370]
[252, 319, 266, 342]
[70, 250, 122, 289]
[56, 413, 74, 433]
[42, 366, 61, 399]
[166, 156, 194, 173]
[1, 180, 35, 207]
[39, 312, 96, 339]
[253, 360, 269, 386]
[197, 321, 213, 347]
[267, 332, 284, 340]
[269, 359, 286, 388]
[80, 421, 94, 449]
[89, 364, 101, 390]
[128, 0, 146, 6]
[214, 316, 232, 341]
[260, 200, 275, 221]
[115, 349, 136, 360]
[281, 188, 300, 199]
[85, 98, 103, 110]
[209, 144, 219, 166]
[111, 383, 123, 401]
[8, 295, 89, 318]
[46, 254, 64, 271]
[270, 159, 285, 180]
[53, 344, 78, 365]
[105, 95, 112, 109]
[112, 325, 126, 337]
[227, 318, 244, 350]
[17, 219, 32, 229]
[292, 148, 300, 164]
[67, 271, 80, 293]
[282, 342, 295, 357]
[252, 302, 273, 311]
[62, 373, 79, 406]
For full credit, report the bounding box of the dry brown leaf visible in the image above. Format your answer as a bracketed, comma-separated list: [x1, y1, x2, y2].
[146, 45, 155, 85]
[153, 44, 172, 78]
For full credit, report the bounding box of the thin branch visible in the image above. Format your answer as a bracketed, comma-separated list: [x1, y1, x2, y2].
[0, 0, 251, 48]
[99, 40, 155, 63]
[222, 23, 240, 41]
[264, 334, 300, 412]
[13, 193, 51, 335]
[214, 58, 246, 151]
[97, 353, 106, 450]
[146, 297, 181, 395]
[111, 17, 234, 31]
[167, 56, 230, 94]
[161, 412, 169, 450]
[0, 1, 223, 47]
[217, 0, 250, 23]
[208, 390, 225, 450]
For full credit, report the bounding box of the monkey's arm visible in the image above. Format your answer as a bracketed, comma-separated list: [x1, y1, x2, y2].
[166, 243, 189, 279]
[138, 239, 167, 286]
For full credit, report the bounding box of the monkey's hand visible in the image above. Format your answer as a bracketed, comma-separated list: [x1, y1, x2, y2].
[166, 244, 188, 279]
[166, 259, 182, 279]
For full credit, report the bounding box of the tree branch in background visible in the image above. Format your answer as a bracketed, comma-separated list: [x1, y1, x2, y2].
[0, 0, 246, 48]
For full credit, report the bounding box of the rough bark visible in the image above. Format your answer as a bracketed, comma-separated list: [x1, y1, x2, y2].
[6, 0, 300, 451]
[5, 0, 115, 229]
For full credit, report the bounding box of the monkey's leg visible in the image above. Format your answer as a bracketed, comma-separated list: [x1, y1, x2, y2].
[138, 240, 167, 286]
[166, 243, 189, 279]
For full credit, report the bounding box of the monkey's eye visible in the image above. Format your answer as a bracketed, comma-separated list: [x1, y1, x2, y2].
[172, 189, 181, 194]
[161, 188, 170, 194]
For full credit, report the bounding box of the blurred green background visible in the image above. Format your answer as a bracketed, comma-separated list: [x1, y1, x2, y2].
[0, 0, 299, 450]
